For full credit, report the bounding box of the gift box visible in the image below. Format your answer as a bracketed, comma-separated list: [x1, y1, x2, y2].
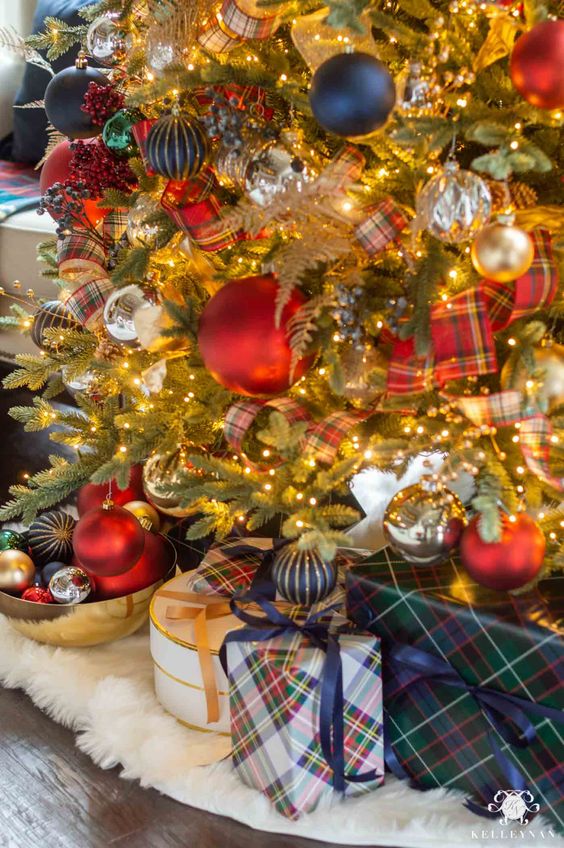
[149, 571, 244, 734]
[186, 536, 370, 601]
[346, 548, 564, 828]
[224, 612, 384, 819]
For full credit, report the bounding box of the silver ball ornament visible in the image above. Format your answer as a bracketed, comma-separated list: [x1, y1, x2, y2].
[103, 284, 158, 347]
[383, 477, 467, 566]
[49, 566, 92, 604]
[126, 196, 162, 247]
[417, 160, 491, 243]
[86, 14, 132, 66]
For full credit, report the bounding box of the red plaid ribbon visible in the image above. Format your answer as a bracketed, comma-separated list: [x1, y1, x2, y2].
[355, 197, 408, 256]
[193, 84, 275, 123]
[62, 275, 114, 330]
[387, 229, 558, 395]
[57, 231, 107, 281]
[446, 390, 562, 492]
[224, 397, 369, 465]
[132, 119, 157, 175]
[103, 209, 128, 242]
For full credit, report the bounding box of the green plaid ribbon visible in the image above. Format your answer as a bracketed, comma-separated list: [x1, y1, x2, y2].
[355, 197, 408, 256]
[388, 229, 558, 394]
[446, 389, 563, 492]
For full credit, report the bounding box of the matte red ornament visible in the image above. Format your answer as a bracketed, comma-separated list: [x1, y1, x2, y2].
[83, 531, 174, 600]
[76, 465, 144, 516]
[40, 139, 109, 227]
[510, 20, 564, 110]
[460, 513, 545, 591]
[198, 274, 314, 396]
[21, 586, 54, 604]
[72, 503, 145, 576]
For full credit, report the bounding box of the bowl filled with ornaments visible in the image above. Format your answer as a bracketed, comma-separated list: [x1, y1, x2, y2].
[0, 489, 176, 647]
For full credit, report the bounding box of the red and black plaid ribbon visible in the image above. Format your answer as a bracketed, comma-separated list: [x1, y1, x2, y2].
[387, 229, 558, 395]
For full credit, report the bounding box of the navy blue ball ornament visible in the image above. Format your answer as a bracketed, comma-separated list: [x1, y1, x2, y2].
[309, 51, 396, 138]
[146, 112, 208, 180]
[41, 561, 69, 586]
[272, 545, 337, 606]
[28, 511, 76, 566]
[44, 54, 110, 140]
[31, 300, 80, 350]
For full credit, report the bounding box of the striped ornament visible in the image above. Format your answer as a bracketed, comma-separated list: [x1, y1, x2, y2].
[31, 301, 80, 350]
[271, 545, 337, 606]
[146, 114, 208, 180]
[28, 510, 76, 565]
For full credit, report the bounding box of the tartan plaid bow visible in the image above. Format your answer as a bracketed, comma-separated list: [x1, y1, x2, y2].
[198, 0, 281, 52]
[446, 390, 563, 492]
[224, 397, 368, 466]
[355, 197, 409, 256]
[387, 229, 558, 395]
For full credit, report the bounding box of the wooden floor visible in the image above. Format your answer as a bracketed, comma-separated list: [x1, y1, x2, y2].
[0, 363, 389, 847]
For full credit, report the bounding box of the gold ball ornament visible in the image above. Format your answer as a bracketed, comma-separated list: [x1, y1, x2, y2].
[142, 449, 205, 518]
[0, 549, 36, 592]
[471, 221, 534, 283]
[501, 343, 564, 414]
[123, 500, 161, 533]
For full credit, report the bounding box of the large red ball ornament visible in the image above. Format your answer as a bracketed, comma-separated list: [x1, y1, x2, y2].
[198, 274, 314, 396]
[40, 139, 109, 227]
[83, 531, 174, 600]
[76, 465, 144, 516]
[460, 513, 545, 591]
[72, 503, 145, 576]
[510, 20, 564, 111]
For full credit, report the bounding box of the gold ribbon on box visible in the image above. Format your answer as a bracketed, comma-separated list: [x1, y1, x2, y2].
[156, 588, 235, 725]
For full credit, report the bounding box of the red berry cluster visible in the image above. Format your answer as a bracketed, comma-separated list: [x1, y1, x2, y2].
[81, 81, 125, 126]
[70, 139, 136, 195]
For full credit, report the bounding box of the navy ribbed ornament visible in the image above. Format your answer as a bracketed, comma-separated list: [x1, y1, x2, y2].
[272, 545, 337, 606]
[146, 113, 208, 180]
[31, 301, 80, 350]
[309, 51, 395, 138]
[28, 511, 76, 566]
[44, 54, 110, 140]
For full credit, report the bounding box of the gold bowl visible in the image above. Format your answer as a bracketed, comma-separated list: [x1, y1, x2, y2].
[0, 536, 177, 648]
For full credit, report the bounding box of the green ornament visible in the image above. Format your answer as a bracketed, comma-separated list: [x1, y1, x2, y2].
[0, 529, 28, 552]
[102, 109, 140, 157]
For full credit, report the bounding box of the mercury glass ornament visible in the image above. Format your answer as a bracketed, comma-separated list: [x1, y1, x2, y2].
[103, 284, 157, 347]
[272, 544, 337, 606]
[103, 109, 140, 157]
[126, 196, 162, 247]
[142, 449, 204, 518]
[61, 366, 97, 396]
[86, 14, 132, 66]
[0, 529, 28, 552]
[123, 500, 161, 533]
[49, 566, 92, 604]
[341, 344, 388, 407]
[145, 34, 177, 72]
[383, 477, 467, 566]
[216, 132, 314, 207]
[417, 160, 492, 243]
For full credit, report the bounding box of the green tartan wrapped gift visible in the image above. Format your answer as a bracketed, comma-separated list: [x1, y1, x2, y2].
[346, 548, 564, 831]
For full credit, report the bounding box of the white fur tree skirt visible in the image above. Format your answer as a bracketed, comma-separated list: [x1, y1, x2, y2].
[0, 616, 561, 848]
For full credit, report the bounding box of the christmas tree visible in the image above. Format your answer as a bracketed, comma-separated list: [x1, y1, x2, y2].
[1, 0, 562, 587]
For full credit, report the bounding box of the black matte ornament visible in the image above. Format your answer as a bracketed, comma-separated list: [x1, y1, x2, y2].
[146, 113, 208, 180]
[28, 511, 76, 566]
[309, 52, 396, 138]
[31, 301, 80, 350]
[44, 59, 110, 139]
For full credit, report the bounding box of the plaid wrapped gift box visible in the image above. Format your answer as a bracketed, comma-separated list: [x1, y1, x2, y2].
[186, 536, 370, 600]
[346, 548, 564, 829]
[225, 625, 384, 818]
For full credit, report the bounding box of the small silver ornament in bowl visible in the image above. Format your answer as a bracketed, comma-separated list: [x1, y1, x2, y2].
[49, 566, 92, 605]
[416, 160, 491, 243]
[103, 284, 158, 347]
[383, 476, 467, 566]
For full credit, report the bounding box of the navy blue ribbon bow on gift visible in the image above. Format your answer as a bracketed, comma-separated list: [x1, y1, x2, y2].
[220, 588, 381, 794]
[384, 642, 564, 818]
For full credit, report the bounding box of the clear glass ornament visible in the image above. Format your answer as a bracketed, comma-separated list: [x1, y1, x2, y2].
[417, 160, 492, 243]
[49, 566, 92, 604]
[145, 36, 177, 72]
[126, 196, 162, 247]
[341, 345, 388, 407]
[61, 366, 96, 395]
[86, 14, 132, 66]
[103, 284, 157, 347]
[216, 131, 315, 207]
